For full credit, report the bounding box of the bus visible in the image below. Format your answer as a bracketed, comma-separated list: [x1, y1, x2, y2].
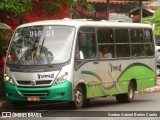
[4, 19, 156, 109]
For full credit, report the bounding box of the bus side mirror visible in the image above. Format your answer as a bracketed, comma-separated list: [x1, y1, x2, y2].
[79, 34, 87, 48]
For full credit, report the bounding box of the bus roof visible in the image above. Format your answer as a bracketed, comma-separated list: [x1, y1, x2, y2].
[17, 19, 152, 29]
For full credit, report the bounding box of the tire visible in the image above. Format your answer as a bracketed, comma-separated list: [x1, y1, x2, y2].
[116, 82, 135, 103]
[12, 101, 27, 110]
[70, 86, 84, 109]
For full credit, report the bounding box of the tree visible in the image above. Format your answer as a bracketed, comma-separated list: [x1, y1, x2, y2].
[0, 0, 32, 58]
[0, 0, 95, 22]
[0, 0, 33, 23]
[34, 0, 63, 19]
[36, 0, 95, 19]
[143, 10, 160, 37]
[0, 29, 13, 58]
[67, 0, 95, 18]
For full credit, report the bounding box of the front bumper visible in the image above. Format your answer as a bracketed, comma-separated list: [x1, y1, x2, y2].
[4, 80, 72, 101]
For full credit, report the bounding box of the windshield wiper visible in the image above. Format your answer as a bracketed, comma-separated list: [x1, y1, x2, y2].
[16, 37, 53, 67]
[39, 37, 45, 54]
[39, 37, 53, 67]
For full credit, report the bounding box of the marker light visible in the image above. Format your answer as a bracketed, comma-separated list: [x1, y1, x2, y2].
[4, 73, 14, 84]
[54, 72, 68, 84]
[5, 76, 10, 81]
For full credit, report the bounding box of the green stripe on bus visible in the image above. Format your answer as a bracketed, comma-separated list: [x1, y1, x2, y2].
[81, 70, 102, 83]
[118, 65, 156, 91]
[86, 65, 156, 98]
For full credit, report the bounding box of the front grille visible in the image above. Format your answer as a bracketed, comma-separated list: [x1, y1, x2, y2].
[20, 90, 50, 96]
[17, 80, 52, 86]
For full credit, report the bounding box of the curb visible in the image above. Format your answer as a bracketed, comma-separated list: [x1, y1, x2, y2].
[138, 85, 160, 93]
[138, 77, 160, 93]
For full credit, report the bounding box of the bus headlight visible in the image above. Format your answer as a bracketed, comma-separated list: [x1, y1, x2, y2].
[54, 72, 68, 84]
[4, 73, 14, 84]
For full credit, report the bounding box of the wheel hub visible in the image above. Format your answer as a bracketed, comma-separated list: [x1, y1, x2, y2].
[75, 90, 82, 103]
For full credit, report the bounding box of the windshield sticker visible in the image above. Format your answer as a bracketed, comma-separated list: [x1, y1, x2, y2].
[47, 29, 54, 37]
[29, 29, 55, 38]
[30, 30, 42, 37]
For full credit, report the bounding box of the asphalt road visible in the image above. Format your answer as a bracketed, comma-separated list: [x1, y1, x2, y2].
[1, 92, 160, 120]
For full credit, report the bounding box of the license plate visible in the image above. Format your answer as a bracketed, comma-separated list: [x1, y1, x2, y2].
[27, 96, 40, 101]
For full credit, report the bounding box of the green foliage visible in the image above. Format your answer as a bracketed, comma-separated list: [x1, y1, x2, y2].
[0, 29, 13, 58]
[0, 0, 95, 21]
[0, 0, 32, 15]
[36, 0, 63, 19]
[66, 0, 95, 18]
[37, 0, 95, 18]
[0, 0, 33, 22]
[143, 10, 160, 37]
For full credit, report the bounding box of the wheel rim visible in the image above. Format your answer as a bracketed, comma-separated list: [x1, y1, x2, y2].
[75, 90, 82, 104]
[129, 85, 134, 99]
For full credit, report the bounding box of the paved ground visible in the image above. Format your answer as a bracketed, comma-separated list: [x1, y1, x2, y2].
[0, 77, 160, 109]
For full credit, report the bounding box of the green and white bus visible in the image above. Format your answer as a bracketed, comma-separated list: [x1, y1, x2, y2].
[4, 19, 156, 109]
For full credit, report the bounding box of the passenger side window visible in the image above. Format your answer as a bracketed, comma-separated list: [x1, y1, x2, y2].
[130, 29, 143, 43]
[97, 29, 113, 43]
[115, 29, 130, 58]
[116, 44, 130, 57]
[97, 29, 115, 59]
[115, 29, 129, 43]
[144, 29, 154, 57]
[144, 29, 152, 43]
[98, 45, 115, 59]
[145, 44, 154, 56]
[131, 44, 145, 57]
[76, 32, 96, 60]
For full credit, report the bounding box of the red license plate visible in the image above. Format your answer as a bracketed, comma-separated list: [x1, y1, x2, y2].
[27, 96, 40, 101]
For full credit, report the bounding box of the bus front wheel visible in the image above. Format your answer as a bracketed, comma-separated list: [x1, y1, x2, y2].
[116, 82, 135, 103]
[70, 85, 84, 109]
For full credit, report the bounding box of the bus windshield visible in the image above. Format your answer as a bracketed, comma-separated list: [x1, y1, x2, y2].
[7, 26, 75, 66]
